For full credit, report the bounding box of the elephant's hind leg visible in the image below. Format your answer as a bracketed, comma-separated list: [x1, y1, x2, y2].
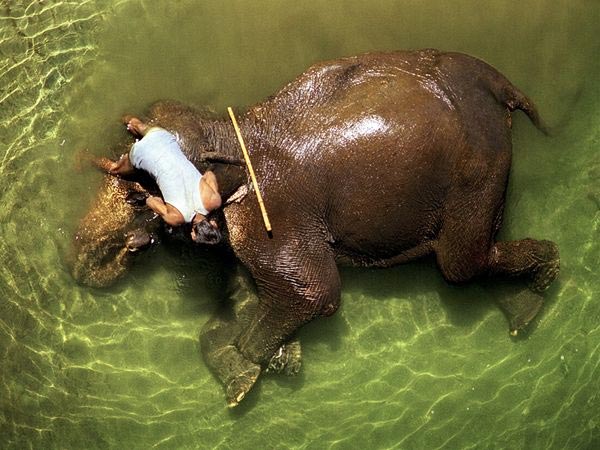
[436, 234, 559, 334]
[487, 239, 559, 334]
[488, 239, 560, 293]
[433, 186, 559, 334]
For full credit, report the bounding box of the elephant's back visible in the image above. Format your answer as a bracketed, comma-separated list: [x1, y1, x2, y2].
[246, 50, 514, 261]
[255, 49, 512, 161]
[252, 51, 460, 247]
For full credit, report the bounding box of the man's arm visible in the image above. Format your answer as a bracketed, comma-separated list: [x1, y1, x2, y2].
[93, 153, 136, 176]
[146, 196, 186, 226]
[200, 171, 222, 211]
[109, 153, 136, 176]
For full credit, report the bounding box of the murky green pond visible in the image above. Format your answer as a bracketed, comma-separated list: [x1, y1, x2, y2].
[1, 1, 598, 448]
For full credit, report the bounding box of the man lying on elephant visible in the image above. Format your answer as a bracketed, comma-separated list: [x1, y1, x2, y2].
[96, 117, 222, 244]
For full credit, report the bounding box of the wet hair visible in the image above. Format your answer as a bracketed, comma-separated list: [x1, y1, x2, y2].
[192, 219, 222, 245]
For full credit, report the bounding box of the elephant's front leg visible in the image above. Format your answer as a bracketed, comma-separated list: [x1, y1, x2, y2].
[201, 320, 261, 406]
[199, 265, 303, 406]
[235, 242, 341, 388]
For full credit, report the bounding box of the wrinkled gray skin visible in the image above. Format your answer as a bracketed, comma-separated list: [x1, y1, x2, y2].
[74, 49, 560, 407]
[200, 264, 302, 403]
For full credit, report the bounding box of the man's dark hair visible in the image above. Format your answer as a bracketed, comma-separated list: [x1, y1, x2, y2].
[192, 219, 221, 245]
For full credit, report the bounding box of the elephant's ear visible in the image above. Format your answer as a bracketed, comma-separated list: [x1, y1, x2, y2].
[211, 162, 249, 202]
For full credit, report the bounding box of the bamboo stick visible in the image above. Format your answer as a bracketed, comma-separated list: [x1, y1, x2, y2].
[227, 107, 272, 233]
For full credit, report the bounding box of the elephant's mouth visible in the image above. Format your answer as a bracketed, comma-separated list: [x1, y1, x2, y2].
[71, 229, 160, 288]
[125, 229, 156, 253]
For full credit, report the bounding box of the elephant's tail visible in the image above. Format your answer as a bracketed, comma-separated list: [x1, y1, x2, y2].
[446, 52, 551, 136]
[501, 83, 550, 135]
[462, 52, 550, 135]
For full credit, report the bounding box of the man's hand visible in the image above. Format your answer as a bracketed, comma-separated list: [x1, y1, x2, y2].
[145, 196, 167, 215]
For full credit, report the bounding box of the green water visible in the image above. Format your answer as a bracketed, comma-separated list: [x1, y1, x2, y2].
[1, 0, 599, 448]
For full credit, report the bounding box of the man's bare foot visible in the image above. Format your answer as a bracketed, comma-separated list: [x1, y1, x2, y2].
[122, 115, 149, 137]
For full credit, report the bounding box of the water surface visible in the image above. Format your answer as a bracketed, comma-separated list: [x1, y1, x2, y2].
[1, 1, 598, 448]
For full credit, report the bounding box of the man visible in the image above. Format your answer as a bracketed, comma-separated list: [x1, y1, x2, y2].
[102, 116, 222, 244]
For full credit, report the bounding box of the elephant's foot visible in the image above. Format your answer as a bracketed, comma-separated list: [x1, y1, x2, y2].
[529, 241, 560, 293]
[200, 334, 262, 407]
[266, 340, 302, 376]
[497, 288, 544, 336]
[226, 365, 261, 408]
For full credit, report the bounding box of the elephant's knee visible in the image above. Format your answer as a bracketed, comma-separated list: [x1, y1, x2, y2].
[321, 301, 339, 316]
[301, 272, 342, 317]
[438, 257, 483, 285]
[314, 286, 341, 316]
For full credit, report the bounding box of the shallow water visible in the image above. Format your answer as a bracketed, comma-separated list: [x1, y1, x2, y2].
[1, 1, 599, 448]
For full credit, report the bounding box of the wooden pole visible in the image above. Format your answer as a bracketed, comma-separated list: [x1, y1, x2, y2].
[227, 107, 272, 233]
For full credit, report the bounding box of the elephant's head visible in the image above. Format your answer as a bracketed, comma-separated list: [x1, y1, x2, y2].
[70, 100, 245, 288]
[70, 175, 162, 288]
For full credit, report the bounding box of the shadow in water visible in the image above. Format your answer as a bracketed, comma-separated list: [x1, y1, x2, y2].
[308, 257, 560, 343]
[340, 259, 496, 328]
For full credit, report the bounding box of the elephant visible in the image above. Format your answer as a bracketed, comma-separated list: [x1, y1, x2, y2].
[69, 100, 250, 289]
[73, 48, 560, 407]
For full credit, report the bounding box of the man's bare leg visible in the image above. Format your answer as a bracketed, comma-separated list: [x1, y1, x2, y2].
[92, 156, 114, 172]
[122, 115, 150, 137]
[108, 153, 136, 176]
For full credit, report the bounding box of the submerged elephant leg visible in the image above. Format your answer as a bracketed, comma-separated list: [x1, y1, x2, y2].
[488, 239, 560, 292]
[265, 340, 302, 375]
[225, 242, 341, 406]
[436, 232, 559, 333]
[200, 266, 302, 406]
[433, 183, 559, 333]
[487, 239, 559, 334]
[201, 322, 261, 407]
[494, 287, 544, 335]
